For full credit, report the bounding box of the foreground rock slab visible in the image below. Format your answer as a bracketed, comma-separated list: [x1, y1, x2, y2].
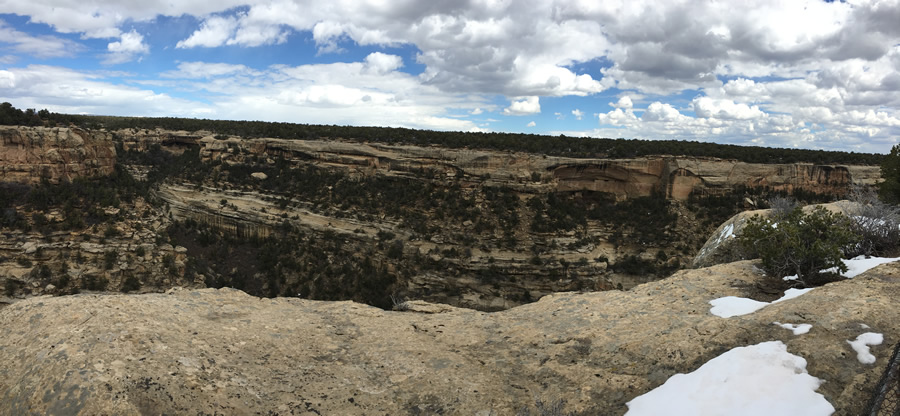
[1, 260, 897, 415]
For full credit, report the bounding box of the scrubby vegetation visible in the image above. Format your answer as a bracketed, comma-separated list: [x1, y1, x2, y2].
[2, 102, 883, 165]
[739, 206, 859, 287]
[0, 165, 148, 233]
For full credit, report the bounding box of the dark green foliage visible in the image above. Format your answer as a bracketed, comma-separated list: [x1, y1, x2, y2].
[386, 240, 404, 259]
[612, 255, 656, 275]
[169, 219, 402, 309]
[879, 144, 900, 204]
[0, 164, 145, 233]
[56, 273, 70, 289]
[0, 102, 42, 126]
[103, 251, 118, 270]
[529, 191, 677, 244]
[82, 275, 108, 291]
[16, 257, 33, 267]
[35, 264, 52, 281]
[738, 207, 859, 286]
[104, 225, 121, 238]
[4, 279, 20, 296]
[121, 276, 141, 293]
[14, 101, 880, 166]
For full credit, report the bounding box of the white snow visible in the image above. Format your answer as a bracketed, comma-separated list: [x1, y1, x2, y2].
[847, 332, 884, 364]
[710, 288, 814, 318]
[837, 256, 900, 278]
[625, 341, 834, 416]
[774, 322, 812, 335]
[709, 297, 769, 318]
[788, 256, 900, 281]
[721, 223, 735, 239]
[774, 288, 814, 303]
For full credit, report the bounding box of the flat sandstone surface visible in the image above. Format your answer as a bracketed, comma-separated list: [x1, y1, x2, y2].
[0, 260, 897, 415]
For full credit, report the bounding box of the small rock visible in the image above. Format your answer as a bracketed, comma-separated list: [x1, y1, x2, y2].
[22, 242, 37, 255]
[251, 172, 268, 180]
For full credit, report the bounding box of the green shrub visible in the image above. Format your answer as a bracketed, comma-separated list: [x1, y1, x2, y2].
[103, 250, 118, 270]
[739, 206, 858, 286]
[83, 275, 108, 291]
[612, 255, 657, 275]
[121, 276, 141, 293]
[4, 279, 20, 296]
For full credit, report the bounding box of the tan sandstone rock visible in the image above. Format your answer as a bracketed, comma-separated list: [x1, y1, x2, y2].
[0, 260, 896, 415]
[0, 126, 116, 184]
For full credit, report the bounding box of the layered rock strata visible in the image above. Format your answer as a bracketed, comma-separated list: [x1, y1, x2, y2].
[0, 126, 116, 184]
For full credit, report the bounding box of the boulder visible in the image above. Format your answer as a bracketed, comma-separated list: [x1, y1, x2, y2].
[693, 200, 857, 268]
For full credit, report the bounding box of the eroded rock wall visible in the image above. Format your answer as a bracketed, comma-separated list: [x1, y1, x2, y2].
[0, 126, 116, 184]
[115, 128, 881, 200]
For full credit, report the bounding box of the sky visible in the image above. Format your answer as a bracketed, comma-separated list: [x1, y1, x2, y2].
[0, 0, 899, 153]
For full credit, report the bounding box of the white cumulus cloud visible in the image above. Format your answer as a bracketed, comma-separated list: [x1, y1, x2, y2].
[103, 30, 149, 64]
[503, 96, 541, 116]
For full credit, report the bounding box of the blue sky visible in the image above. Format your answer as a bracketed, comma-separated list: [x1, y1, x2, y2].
[1, 0, 899, 153]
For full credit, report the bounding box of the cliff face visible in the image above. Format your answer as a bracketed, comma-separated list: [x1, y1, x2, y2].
[1, 259, 896, 415]
[109, 128, 883, 309]
[0, 126, 116, 184]
[115, 128, 881, 200]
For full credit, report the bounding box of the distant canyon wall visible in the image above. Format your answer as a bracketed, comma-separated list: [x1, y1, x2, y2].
[0, 126, 116, 184]
[116, 128, 881, 200]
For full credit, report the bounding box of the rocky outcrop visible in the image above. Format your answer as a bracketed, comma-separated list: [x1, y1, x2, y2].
[1, 259, 897, 415]
[115, 128, 880, 200]
[0, 198, 198, 299]
[155, 183, 615, 310]
[0, 126, 116, 184]
[692, 201, 855, 268]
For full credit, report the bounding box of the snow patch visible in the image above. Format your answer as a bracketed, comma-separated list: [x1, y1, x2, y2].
[786, 256, 900, 281]
[709, 297, 769, 318]
[847, 332, 884, 364]
[722, 223, 735, 239]
[774, 322, 812, 335]
[625, 341, 834, 416]
[838, 256, 900, 278]
[710, 288, 814, 318]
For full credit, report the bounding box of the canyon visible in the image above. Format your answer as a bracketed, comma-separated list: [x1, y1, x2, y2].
[0, 124, 894, 414]
[0, 125, 883, 311]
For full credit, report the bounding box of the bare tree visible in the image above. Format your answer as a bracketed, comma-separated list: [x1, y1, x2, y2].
[842, 184, 900, 257]
[767, 196, 798, 220]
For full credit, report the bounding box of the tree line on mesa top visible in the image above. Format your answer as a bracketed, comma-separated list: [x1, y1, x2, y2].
[0, 102, 884, 166]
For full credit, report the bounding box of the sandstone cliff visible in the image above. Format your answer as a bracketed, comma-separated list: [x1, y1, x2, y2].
[0, 259, 896, 415]
[115, 128, 880, 201]
[0, 126, 116, 184]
